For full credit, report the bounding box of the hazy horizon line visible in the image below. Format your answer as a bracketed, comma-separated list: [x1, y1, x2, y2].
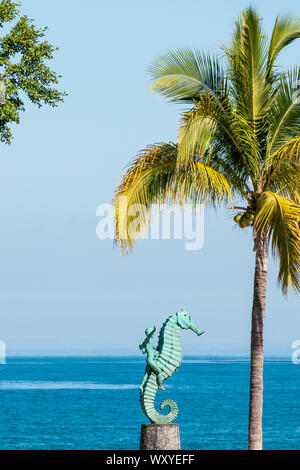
[3, 348, 293, 358]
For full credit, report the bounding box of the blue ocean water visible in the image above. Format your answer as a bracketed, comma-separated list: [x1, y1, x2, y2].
[0, 356, 299, 450]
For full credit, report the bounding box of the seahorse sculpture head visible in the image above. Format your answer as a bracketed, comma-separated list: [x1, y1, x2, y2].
[175, 310, 204, 335]
[139, 309, 204, 424]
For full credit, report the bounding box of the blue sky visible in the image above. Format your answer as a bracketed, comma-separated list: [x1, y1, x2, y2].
[0, 0, 299, 355]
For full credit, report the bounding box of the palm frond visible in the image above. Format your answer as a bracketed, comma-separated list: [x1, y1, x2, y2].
[176, 94, 260, 184]
[255, 191, 300, 293]
[267, 16, 300, 79]
[268, 160, 300, 201]
[148, 49, 227, 103]
[221, 7, 269, 126]
[267, 67, 300, 154]
[113, 142, 233, 252]
[263, 136, 300, 189]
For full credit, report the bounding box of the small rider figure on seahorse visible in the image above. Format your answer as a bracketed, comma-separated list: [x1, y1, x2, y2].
[139, 309, 204, 424]
[139, 327, 166, 391]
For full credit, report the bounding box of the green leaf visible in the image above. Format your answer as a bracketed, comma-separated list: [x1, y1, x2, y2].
[149, 49, 227, 103]
[255, 192, 300, 293]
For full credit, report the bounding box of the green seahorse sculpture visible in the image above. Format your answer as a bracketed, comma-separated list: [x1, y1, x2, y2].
[139, 309, 204, 424]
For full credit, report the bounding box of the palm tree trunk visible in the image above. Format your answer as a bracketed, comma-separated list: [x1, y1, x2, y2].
[248, 233, 268, 450]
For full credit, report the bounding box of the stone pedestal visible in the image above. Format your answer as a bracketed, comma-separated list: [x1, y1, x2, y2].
[140, 423, 181, 450]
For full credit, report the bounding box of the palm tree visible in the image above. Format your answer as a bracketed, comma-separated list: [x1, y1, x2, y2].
[113, 7, 300, 450]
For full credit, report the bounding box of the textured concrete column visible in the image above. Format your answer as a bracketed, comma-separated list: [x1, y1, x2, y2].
[140, 423, 181, 450]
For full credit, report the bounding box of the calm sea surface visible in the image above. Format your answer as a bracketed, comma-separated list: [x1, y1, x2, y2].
[0, 356, 298, 450]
